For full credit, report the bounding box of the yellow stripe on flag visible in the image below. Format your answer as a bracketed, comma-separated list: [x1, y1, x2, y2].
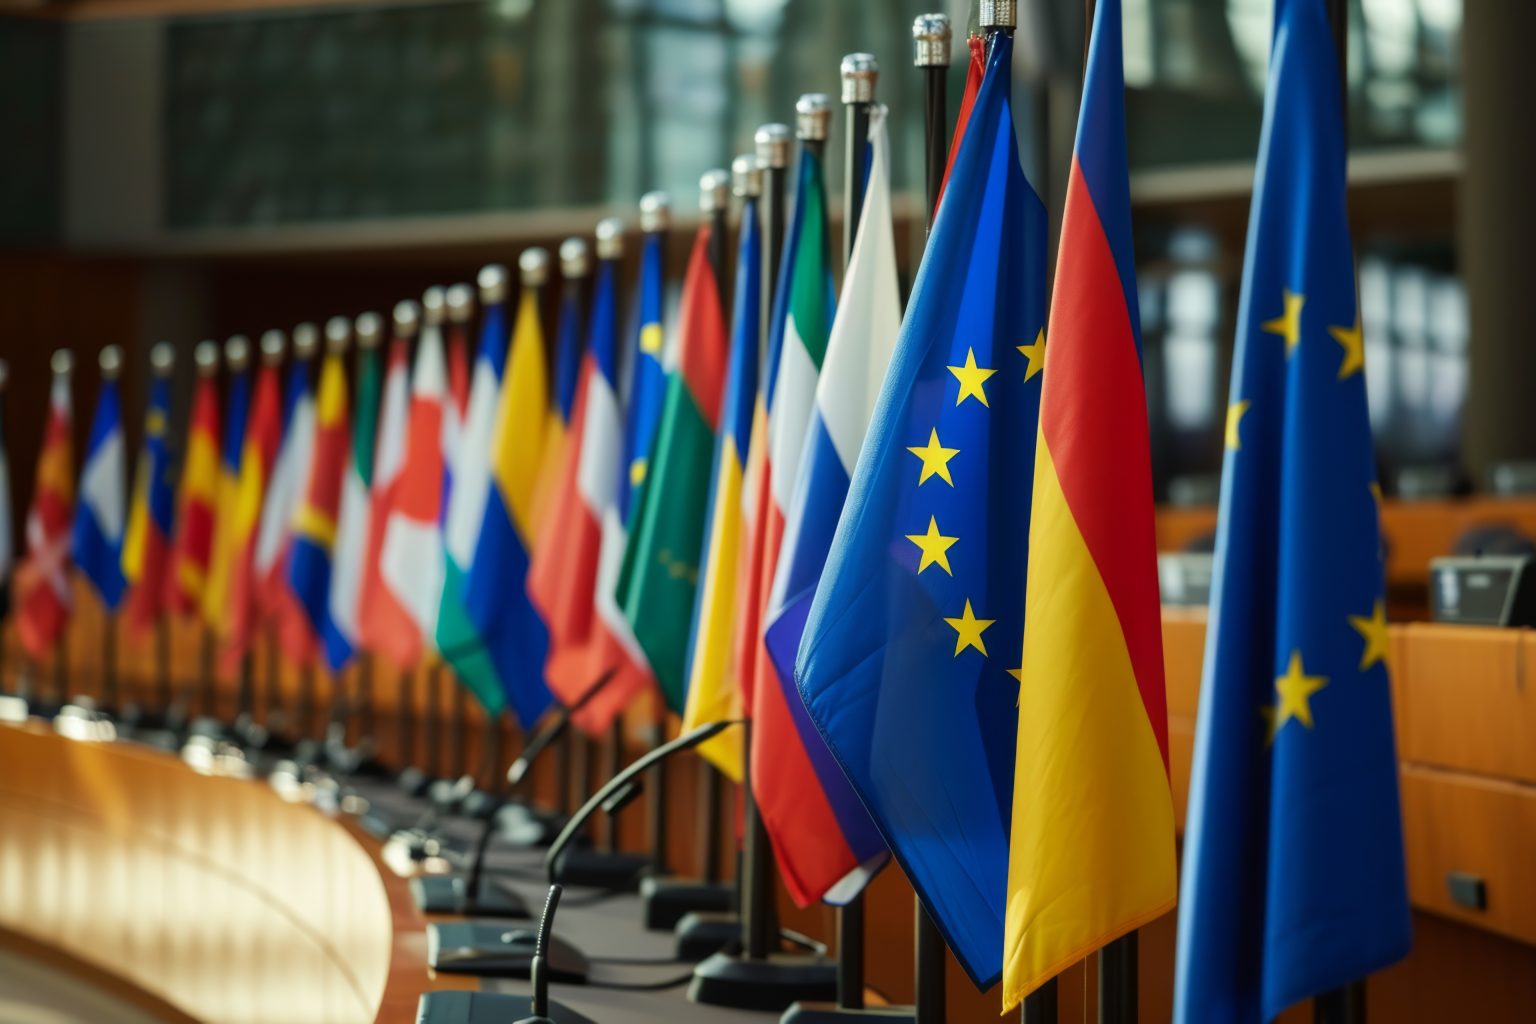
[681, 440, 747, 780]
[1003, 437, 1177, 1008]
[491, 291, 551, 544]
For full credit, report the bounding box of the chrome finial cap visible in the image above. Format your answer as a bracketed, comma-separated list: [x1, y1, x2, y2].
[520, 247, 550, 288]
[325, 316, 351, 354]
[195, 340, 220, 374]
[640, 191, 671, 233]
[796, 93, 832, 141]
[421, 287, 447, 327]
[292, 322, 320, 360]
[913, 13, 952, 67]
[477, 263, 509, 305]
[260, 329, 286, 365]
[732, 155, 763, 198]
[51, 349, 74, 377]
[595, 217, 625, 261]
[98, 345, 122, 379]
[980, 0, 1016, 30]
[392, 300, 420, 338]
[446, 284, 474, 324]
[560, 237, 591, 279]
[700, 169, 730, 213]
[841, 53, 879, 103]
[150, 342, 175, 375]
[354, 313, 383, 351]
[225, 335, 251, 371]
[754, 123, 792, 169]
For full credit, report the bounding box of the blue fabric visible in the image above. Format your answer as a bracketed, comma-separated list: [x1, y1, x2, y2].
[554, 287, 585, 425]
[616, 233, 668, 524]
[74, 378, 126, 609]
[142, 376, 176, 537]
[1175, 2, 1411, 1019]
[221, 370, 252, 474]
[794, 34, 1047, 989]
[590, 260, 620, 389]
[464, 485, 553, 729]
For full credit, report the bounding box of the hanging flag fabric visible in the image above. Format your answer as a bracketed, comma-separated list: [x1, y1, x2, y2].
[617, 223, 730, 713]
[529, 239, 655, 734]
[15, 364, 75, 659]
[462, 286, 556, 729]
[1175, 1, 1412, 1018]
[288, 344, 350, 671]
[795, 34, 1048, 988]
[204, 351, 252, 632]
[375, 317, 448, 668]
[553, 276, 585, 426]
[733, 141, 834, 743]
[618, 225, 670, 512]
[437, 283, 513, 716]
[169, 359, 220, 618]
[224, 356, 284, 662]
[121, 367, 178, 634]
[326, 333, 383, 673]
[73, 365, 127, 611]
[936, 33, 986, 212]
[678, 193, 761, 779]
[1002, 1, 1177, 1006]
[253, 354, 317, 663]
[759, 106, 899, 905]
[357, 328, 413, 664]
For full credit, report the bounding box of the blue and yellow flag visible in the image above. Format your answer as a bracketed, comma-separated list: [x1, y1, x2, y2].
[795, 34, 1047, 988]
[121, 368, 178, 633]
[618, 228, 668, 519]
[74, 366, 127, 610]
[1175, 2, 1411, 1019]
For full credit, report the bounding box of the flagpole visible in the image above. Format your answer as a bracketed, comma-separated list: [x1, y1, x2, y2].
[236, 331, 287, 746]
[285, 324, 320, 747]
[350, 312, 383, 765]
[143, 343, 177, 722]
[596, 216, 628, 857]
[841, 53, 877, 267]
[1316, 2, 1365, 1021]
[210, 336, 248, 729]
[911, 21, 953, 1022]
[97, 345, 122, 715]
[755, 123, 791, 353]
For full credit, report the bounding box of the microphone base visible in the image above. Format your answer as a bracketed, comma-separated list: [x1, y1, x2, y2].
[458, 786, 503, 820]
[640, 876, 734, 931]
[673, 910, 739, 961]
[396, 765, 439, 798]
[551, 848, 652, 892]
[781, 1003, 916, 1024]
[410, 873, 532, 918]
[426, 921, 590, 983]
[687, 950, 837, 1012]
[415, 990, 596, 1024]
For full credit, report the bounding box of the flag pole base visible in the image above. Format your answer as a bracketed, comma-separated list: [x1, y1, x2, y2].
[782, 1003, 915, 1024]
[409, 874, 532, 919]
[416, 990, 596, 1024]
[688, 950, 838, 1012]
[425, 921, 590, 983]
[673, 910, 739, 961]
[641, 875, 734, 931]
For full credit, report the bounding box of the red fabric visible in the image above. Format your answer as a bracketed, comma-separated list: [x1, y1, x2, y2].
[358, 338, 413, 665]
[167, 376, 219, 617]
[223, 364, 282, 667]
[15, 388, 74, 660]
[935, 34, 987, 216]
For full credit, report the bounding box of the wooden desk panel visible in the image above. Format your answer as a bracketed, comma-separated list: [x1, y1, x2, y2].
[0, 726, 397, 1024]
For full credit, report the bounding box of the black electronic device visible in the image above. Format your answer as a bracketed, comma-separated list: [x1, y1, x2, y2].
[1429, 555, 1536, 626]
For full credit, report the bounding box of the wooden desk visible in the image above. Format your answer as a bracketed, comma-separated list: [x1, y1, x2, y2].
[0, 724, 420, 1024]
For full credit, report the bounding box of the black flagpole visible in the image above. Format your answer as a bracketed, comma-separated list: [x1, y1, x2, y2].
[913, 15, 952, 1024]
[1316, 2, 1360, 1021]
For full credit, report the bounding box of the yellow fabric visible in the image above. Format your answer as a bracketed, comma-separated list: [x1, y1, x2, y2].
[121, 459, 150, 584]
[680, 440, 746, 780]
[490, 291, 550, 544]
[1002, 438, 1177, 1010]
[202, 476, 238, 630]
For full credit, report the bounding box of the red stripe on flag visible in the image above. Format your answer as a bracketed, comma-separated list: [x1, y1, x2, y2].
[1037, 160, 1169, 767]
[675, 226, 730, 431]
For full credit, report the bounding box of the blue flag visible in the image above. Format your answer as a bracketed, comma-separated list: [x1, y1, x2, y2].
[74, 370, 127, 610]
[795, 33, 1047, 989]
[1175, 2, 1412, 1019]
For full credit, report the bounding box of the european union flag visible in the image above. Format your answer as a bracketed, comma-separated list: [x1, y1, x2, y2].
[795, 33, 1046, 989]
[1175, 2, 1412, 1019]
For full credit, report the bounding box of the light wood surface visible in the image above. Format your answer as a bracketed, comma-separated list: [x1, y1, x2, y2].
[0, 724, 397, 1024]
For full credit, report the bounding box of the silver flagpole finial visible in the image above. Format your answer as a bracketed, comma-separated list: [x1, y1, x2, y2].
[421, 287, 447, 327]
[980, 0, 1016, 31]
[560, 237, 591, 279]
[755, 123, 792, 169]
[194, 340, 220, 375]
[732, 155, 763, 198]
[260, 329, 287, 365]
[391, 301, 420, 338]
[51, 349, 75, 377]
[796, 93, 832, 141]
[840, 53, 879, 103]
[595, 218, 625, 261]
[325, 316, 352, 354]
[292, 322, 320, 360]
[353, 313, 383, 351]
[150, 342, 175, 375]
[640, 191, 671, 233]
[477, 264, 508, 305]
[225, 335, 251, 370]
[700, 169, 731, 213]
[913, 13, 952, 67]
[446, 284, 475, 324]
[97, 345, 122, 379]
[519, 247, 550, 288]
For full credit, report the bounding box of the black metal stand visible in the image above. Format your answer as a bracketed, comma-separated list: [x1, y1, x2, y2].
[1098, 932, 1137, 1024]
[1022, 979, 1058, 1024]
[914, 902, 945, 1024]
[1315, 982, 1366, 1024]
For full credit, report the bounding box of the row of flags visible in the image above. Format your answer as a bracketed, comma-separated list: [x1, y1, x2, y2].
[0, 0, 1408, 1016]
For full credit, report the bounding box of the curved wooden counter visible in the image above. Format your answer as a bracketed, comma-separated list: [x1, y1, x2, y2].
[0, 724, 407, 1024]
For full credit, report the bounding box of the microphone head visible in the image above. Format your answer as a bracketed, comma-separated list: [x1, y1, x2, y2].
[446, 283, 475, 325]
